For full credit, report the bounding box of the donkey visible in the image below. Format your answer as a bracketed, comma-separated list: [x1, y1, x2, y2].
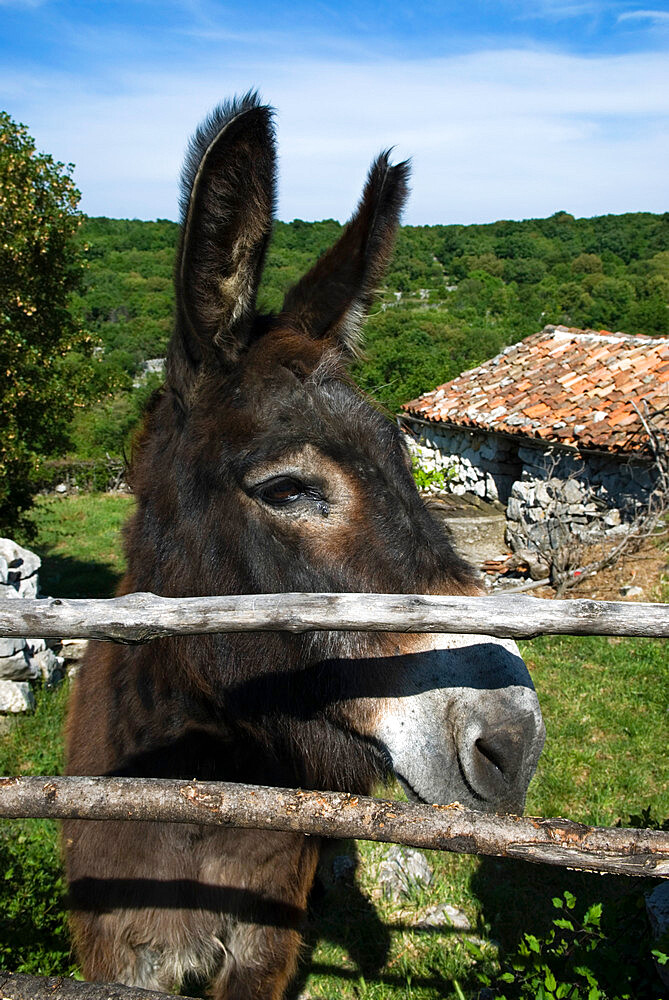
[64, 93, 545, 1000]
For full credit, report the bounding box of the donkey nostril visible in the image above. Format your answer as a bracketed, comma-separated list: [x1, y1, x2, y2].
[475, 736, 507, 775]
[457, 707, 545, 811]
[469, 730, 522, 793]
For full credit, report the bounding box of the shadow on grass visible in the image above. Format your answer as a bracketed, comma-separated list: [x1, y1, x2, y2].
[288, 842, 391, 999]
[288, 847, 665, 999]
[37, 553, 122, 600]
[468, 856, 665, 999]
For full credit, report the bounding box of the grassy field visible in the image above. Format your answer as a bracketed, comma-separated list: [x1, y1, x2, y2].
[2, 494, 668, 998]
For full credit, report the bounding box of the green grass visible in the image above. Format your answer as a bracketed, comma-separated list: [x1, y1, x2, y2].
[2, 495, 668, 997]
[17, 493, 133, 597]
[0, 683, 73, 975]
[523, 634, 669, 827]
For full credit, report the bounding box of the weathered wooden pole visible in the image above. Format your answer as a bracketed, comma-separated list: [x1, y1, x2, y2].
[1, 776, 667, 878]
[0, 592, 668, 641]
[0, 973, 190, 1000]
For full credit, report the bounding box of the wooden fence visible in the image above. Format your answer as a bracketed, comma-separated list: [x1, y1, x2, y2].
[1, 591, 668, 1000]
[2, 591, 669, 641]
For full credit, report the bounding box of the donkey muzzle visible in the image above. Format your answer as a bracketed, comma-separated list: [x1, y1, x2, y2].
[372, 634, 546, 813]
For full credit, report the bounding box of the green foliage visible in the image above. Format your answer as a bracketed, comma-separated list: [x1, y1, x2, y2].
[477, 889, 668, 1000]
[67, 372, 162, 459]
[0, 682, 73, 975]
[411, 456, 453, 491]
[0, 112, 108, 531]
[60, 209, 669, 467]
[0, 821, 74, 975]
[412, 464, 446, 491]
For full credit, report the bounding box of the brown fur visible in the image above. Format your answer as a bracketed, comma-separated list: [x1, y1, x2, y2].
[64, 95, 529, 998]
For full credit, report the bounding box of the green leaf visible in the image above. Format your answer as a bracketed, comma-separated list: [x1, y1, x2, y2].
[553, 918, 574, 931]
[552, 896, 564, 908]
[525, 934, 541, 953]
[453, 979, 466, 1000]
[564, 891, 577, 909]
[499, 972, 516, 983]
[544, 968, 557, 991]
[651, 948, 668, 965]
[464, 939, 483, 959]
[583, 903, 602, 926]
[574, 965, 596, 985]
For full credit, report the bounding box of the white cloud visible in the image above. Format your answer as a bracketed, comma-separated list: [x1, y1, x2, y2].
[617, 9, 669, 23]
[2, 46, 668, 224]
[513, 1, 615, 21]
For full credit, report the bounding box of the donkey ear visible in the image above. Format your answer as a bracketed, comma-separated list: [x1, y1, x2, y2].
[280, 152, 409, 353]
[173, 93, 275, 373]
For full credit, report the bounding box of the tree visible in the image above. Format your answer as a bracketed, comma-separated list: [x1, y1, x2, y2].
[0, 112, 101, 531]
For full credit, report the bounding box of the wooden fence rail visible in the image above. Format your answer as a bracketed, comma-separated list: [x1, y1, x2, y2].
[0, 973, 189, 1000]
[1, 592, 669, 642]
[2, 776, 668, 879]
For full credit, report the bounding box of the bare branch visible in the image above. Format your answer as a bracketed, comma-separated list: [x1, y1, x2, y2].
[0, 973, 193, 1000]
[1, 776, 668, 879]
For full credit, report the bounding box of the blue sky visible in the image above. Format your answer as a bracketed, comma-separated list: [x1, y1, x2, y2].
[1, 0, 667, 224]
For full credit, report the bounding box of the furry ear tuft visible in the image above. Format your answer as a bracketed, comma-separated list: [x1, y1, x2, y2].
[280, 151, 410, 354]
[170, 92, 276, 391]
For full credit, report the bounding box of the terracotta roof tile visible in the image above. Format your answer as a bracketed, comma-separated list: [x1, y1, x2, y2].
[402, 325, 669, 454]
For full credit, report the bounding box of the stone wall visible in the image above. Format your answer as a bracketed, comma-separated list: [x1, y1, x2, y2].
[404, 421, 656, 561]
[404, 425, 521, 503]
[505, 444, 655, 557]
[0, 538, 64, 713]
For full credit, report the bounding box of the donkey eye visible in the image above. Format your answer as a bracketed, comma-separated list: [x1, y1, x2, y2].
[255, 477, 308, 505]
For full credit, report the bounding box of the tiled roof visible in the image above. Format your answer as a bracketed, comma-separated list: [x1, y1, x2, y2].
[402, 325, 669, 454]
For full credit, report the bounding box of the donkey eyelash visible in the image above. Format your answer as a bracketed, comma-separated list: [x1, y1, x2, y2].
[253, 476, 325, 508]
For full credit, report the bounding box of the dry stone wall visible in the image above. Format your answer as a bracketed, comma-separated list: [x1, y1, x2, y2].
[505, 444, 655, 557]
[405, 426, 521, 503]
[404, 422, 656, 561]
[0, 538, 64, 713]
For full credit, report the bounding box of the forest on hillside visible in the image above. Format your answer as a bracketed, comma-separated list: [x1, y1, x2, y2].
[67, 210, 669, 461]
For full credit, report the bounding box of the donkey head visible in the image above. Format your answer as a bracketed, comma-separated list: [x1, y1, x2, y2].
[128, 94, 544, 813]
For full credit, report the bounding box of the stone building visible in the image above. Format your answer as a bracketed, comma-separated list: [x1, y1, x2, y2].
[401, 325, 669, 559]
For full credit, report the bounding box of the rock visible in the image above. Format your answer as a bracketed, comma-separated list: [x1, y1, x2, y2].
[646, 883, 669, 990]
[0, 647, 41, 681]
[510, 548, 548, 581]
[619, 585, 643, 598]
[511, 481, 533, 502]
[34, 648, 65, 685]
[0, 680, 35, 713]
[59, 638, 89, 662]
[562, 478, 584, 504]
[0, 538, 63, 700]
[414, 903, 472, 930]
[378, 845, 433, 901]
[0, 537, 41, 582]
[0, 636, 48, 680]
[55, 483, 68, 494]
[0, 635, 27, 659]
